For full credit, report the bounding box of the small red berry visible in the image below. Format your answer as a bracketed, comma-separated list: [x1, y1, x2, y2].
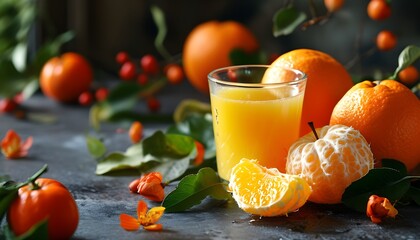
[137, 73, 148, 85]
[78, 91, 93, 106]
[140, 54, 159, 75]
[0, 98, 17, 113]
[147, 97, 160, 112]
[95, 87, 109, 102]
[115, 51, 130, 64]
[165, 64, 184, 84]
[119, 61, 136, 81]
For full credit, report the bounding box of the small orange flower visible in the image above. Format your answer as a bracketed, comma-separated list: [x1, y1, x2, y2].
[1, 129, 33, 159]
[120, 200, 165, 231]
[137, 172, 165, 202]
[129, 121, 143, 144]
[366, 195, 398, 223]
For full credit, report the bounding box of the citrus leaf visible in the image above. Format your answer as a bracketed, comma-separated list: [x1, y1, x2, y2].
[342, 168, 411, 212]
[162, 168, 230, 212]
[382, 159, 408, 176]
[0, 58, 27, 98]
[167, 113, 215, 159]
[146, 156, 190, 183]
[95, 144, 146, 175]
[391, 45, 420, 79]
[3, 219, 49, 240]
[85, 135, 107, 159]
[229, 48, 265, 65]
[95, 133, 196, 177]
[272, 6, 307, 37]
[142, 131, 195, 159]
[0, 188, 18, 226]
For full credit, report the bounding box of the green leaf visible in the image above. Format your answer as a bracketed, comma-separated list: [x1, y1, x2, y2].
[229, 48, 265, 65]
[167, 113, 215, 159]
[382, 159, 408, 176]
[162, 168, 230, 212]
[391, 45, 420, 79]
[95, 145, 146, 175]
[0, 188, 18, 226]
[342, 168, 411, 212]
[95, 132, 197, 177]
[150, 5, 171, 61]
[86, 135, 107, 159]
[147, 156, 190, 183]
[142, 131, 195, 159]
[0, 58, 27, 98]
[272, 6, 307, 37]
[5, 219, 49, 240]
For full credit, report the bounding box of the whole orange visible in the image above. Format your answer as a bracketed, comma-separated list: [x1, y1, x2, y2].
[40, 52, 93, 103]
[7, 178, 79, 239]
[330, 80, 420, 172]
[182, 21, 259, 94]
[270, 49, 354, 136]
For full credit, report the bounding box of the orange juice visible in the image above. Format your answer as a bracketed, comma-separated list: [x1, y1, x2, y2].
[211, 87, 304, 180]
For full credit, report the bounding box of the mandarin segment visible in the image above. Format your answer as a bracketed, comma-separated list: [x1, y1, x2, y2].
[229, 159, 311, 217]
[286, 125, 374, 204]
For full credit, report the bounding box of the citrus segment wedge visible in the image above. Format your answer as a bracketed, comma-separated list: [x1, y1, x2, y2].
[229, 158, 311, 217]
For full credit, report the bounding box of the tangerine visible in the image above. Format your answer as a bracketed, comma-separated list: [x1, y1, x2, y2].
[229, 158, 311, 217]
[398, 65, 419, 86]
[286, 124, 374, 204]
[376, 30, 397, 51]
[40, 52, 93, 103]
[367, 0, 391, 21]
[182, 21, 259, 94]
[269, 49, 354, 136]
[330, 80, 420, 172]
[324, 0, 345, 12]
[8, 178, 79, 239]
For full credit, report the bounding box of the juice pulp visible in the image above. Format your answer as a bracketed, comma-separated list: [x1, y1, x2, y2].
[211, 87, 304, 180]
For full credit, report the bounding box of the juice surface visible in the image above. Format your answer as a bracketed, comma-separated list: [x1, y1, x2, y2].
[211, 87, 304, 180]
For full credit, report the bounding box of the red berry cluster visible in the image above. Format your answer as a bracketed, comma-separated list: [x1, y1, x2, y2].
[115, 51, 185, 112]
[77, 87, 109, 107]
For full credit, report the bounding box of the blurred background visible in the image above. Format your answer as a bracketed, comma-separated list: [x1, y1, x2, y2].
[31, 0, 420, 77]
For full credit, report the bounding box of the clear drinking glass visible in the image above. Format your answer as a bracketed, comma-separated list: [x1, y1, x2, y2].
[208, 65, 307, 180]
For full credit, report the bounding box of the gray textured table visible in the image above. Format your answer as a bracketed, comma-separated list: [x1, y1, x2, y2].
[1, 84, 419, 240]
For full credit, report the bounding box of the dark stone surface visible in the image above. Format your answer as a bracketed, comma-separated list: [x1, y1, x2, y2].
[1, 85, 419, 240]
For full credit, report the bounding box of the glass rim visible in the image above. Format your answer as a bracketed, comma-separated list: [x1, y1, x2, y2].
[208, 64, 307, 88]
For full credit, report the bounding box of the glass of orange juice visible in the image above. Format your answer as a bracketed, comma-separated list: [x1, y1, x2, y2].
[208, 65, 307, 180]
